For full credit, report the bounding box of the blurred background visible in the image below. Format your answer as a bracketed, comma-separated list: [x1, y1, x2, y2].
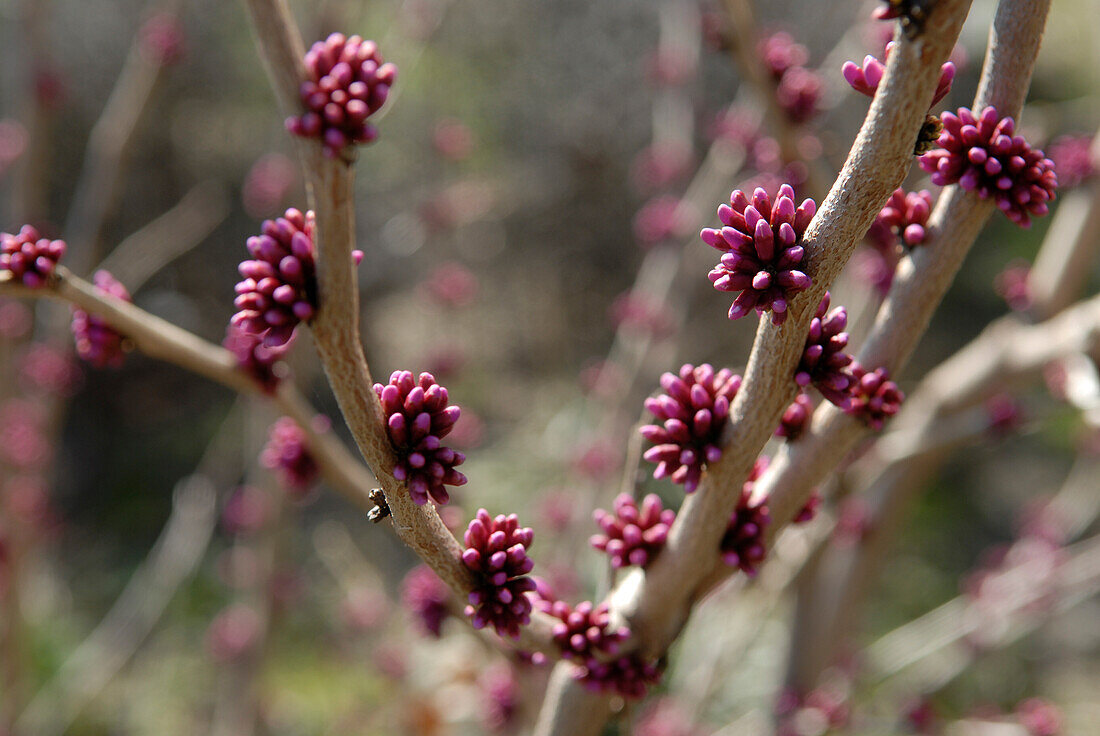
[0, 0, 1098, 733]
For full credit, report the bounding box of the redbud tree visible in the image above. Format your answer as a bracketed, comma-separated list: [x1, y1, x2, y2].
[1, 1, 1098, 735]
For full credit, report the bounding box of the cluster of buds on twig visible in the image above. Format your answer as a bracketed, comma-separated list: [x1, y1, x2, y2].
[286, 33, 396, 159]
[1, 225, 65, 288]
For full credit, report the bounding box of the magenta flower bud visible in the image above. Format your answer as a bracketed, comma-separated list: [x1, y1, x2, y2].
[633, 196, 695, 247]
[720, 456, 771, 576]
[401, 564, 450, 637]
[609, 292, 674, 338]
[758, 32, 809, 81]
[70, 270, 130, 368]
[843, 363, 905, 430]
[590, 493, 676, 568]
[260, 416, 320, 493]
[702, 185, 815, 324]
[205, 604, 262, 662]
[641, 363, 742, 493]
[138, 11, 186, 66]
[286, 33, 396, 158]
[994, 260, 1032, 312]
[919, 107, 1058, 228]
[461, 509, 536, 638]
[1, 225, 65, 288]
[843, 43, 954, 109]
[775, 66, 822, 124]
[1016, 698, 1063, 736]
[373, 370, 467, 505]
[874, 188, 935, 249]
[793, 489, 822, 524]
[1047, 134, 1096, 189]
[795, 292, 854, 408]
[776, 392, 814, 440]
[480, 663, 521, 732]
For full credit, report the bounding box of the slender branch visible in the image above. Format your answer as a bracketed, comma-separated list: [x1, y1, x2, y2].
[15, 475, 219, 736]
[719, 0, 802, 173]
[0, 268, 377, 512]
[1028, 171, 1100, 319]
[866, 525, 1100, 688]
[97, 179, 230, 291]
[63, 2, 180, 271]
[239, 0, 558, 655]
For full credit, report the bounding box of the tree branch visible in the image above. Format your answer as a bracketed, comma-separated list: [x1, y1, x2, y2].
[239, 0, 558, 656]
[535, 1, 974, 731]
[0, 268, 377, 513]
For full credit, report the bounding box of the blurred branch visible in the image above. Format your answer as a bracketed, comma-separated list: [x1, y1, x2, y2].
[866, 523, 1100, 689]
[719, 0, 801, 169]
[9, 0, 54, 224]
[63, 1, 180, 272]
[97, 180, 230, 291]
[14, 426, 244, 736]
[783, 290, 1100, 692]
[1027, 129, 1100, 321]
[0, 267, 378, 512]
[536, 2, 974, 733]
[240, 0, 559, 656]
[718, 0, 830, 195]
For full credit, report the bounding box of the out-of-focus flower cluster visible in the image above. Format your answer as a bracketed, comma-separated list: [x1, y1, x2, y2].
[71, 270, 130, 368]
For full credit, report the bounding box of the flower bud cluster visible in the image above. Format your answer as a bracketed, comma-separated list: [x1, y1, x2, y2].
[757, 32, 821, 124]
[232, 208, 316, 348]
[641, 363, 742, 493]
[720, 456, 771, 576]
[538, 597, 661, 698]
[795, 292, 853, 408]
[461, 510, 536, 639]
[590, 493, 675, 568]
[842, 43, 954, 109]
[373, 370, 467, 505]
[1, 225, 65, 288]
[260, 417, 320, 492]
[843, 365, 905, 430]
[702, 185, 816, 324]
[71, 270, 130, 368]
[286, 33, 396, 158]
[920, 107, 1057, 228]
[401, 564, 450, 637]
[874, 188, 933, 248]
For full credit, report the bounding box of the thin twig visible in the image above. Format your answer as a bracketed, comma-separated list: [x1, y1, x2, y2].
[63, 1, 181, 271]
[0, 268, 378, 512]
[97, 180, 230, 291]
[14, 472, 223, 736]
